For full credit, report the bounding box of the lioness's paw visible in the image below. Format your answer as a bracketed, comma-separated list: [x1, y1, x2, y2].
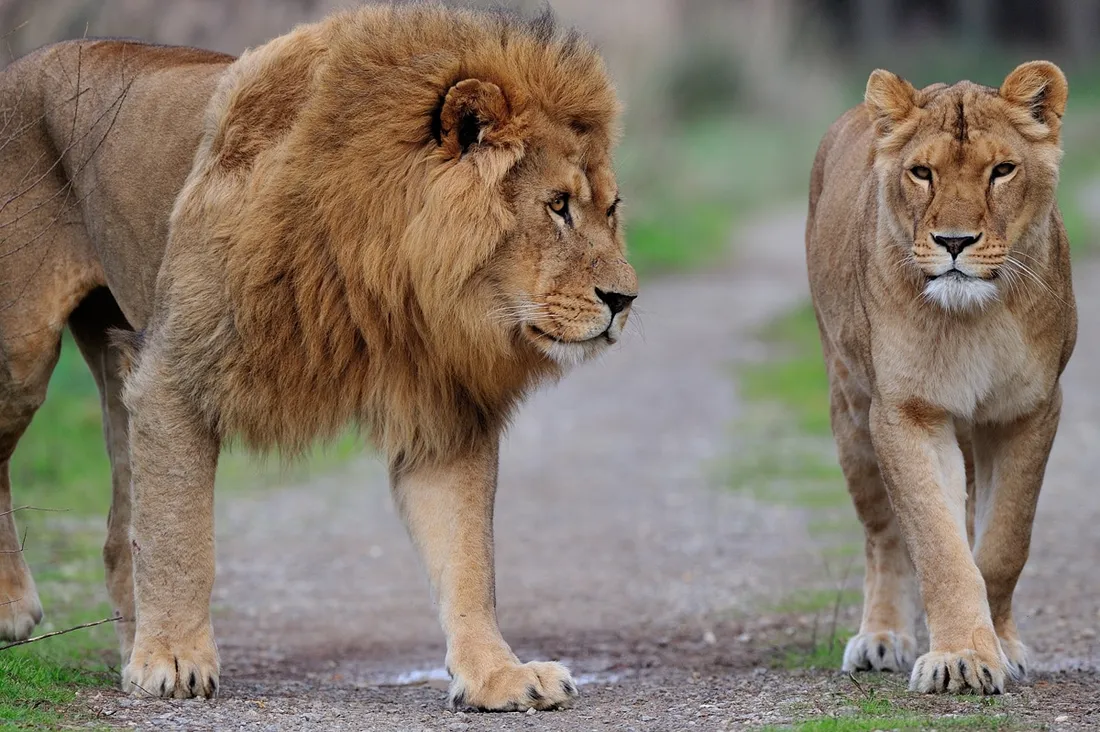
[449, 661, 578, 712]
[0, 586, 43, 642]
[123, 635, 219, 699]
[842, 631, 917, 673]
[909, 650, 1005, 695]
[999, 636, 1029, 682]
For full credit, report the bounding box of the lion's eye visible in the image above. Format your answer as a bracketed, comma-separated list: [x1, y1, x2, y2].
[606, 196, 621, 225]
[991, 162, 1017, 180]
[909, 165, 932, 181]
[548, 194, 569, 216]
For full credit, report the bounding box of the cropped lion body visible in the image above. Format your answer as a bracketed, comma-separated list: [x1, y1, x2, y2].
[807, 63, 1075, 695]
[0, 4, 635, 711]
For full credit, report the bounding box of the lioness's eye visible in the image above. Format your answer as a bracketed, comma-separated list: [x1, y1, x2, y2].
[991, 162, 1017, 180]
[548, 194, 569, 216]
[909, 165, 932, 181]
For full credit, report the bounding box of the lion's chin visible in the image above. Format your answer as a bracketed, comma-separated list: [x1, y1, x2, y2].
[525, 325, 611, 368]
[922, 271, 999, 313]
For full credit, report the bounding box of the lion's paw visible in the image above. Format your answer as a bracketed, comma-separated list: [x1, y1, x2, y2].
[909, 649, 1005, 695]
[449, 660, 578, 712]
[122, 635, 219, 699]
[0, 585, 43, 642]
[842, 631, 917, 673]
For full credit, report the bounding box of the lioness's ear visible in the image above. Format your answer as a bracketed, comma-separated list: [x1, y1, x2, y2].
[437, 78, 511, 158]
[865, 69, 917, 136]
[1000, 60, 1068, 130]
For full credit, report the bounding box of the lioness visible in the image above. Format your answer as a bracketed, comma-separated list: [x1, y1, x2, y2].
[0, 5, 636, 710]
[806, 61, 1076, 694]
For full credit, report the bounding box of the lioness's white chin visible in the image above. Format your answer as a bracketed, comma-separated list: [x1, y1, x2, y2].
[922, 273, 999, 312]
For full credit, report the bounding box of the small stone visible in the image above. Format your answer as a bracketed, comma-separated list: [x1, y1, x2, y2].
[1055, 715, 1069, 723]
[702, 630, 717, 645]
[526, 707, 537, 716]
[737, 632, 752, 643]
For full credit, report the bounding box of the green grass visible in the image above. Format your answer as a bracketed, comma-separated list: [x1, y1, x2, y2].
[0, 516, 118, 729]
[621, 113, 834, 276]
[761, 673, 1021, 731]
[771, 713, 1020, 732]
[0, 654, 107, 729]
[738, 305, 830, 438]
[729, 303, 847, 513]
[765, 693, 1021, 732]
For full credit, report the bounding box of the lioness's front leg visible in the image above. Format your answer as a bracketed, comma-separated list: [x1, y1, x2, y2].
[870, 399, 1005, 695]
[392, 439, 577, 712]
[121, 363, 220, 698]
[971, 391, 1062, 680]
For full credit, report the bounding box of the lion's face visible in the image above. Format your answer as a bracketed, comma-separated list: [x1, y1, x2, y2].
[490, 136, 637, 367]
[866, 62, 1067, 312]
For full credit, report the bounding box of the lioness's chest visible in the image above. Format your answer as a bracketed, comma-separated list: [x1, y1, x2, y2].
[872, 313, 1051, 424]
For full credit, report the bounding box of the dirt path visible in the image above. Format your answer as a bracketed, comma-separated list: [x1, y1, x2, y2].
[90, 207, 1100, 731]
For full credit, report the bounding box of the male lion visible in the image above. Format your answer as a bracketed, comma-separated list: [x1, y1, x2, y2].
[806, 61, 1076, 694]
[0, 5, 636, 710]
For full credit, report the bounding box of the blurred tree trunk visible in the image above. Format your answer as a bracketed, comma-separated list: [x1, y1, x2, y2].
[1056, 0, 1100, 62]
[855, 0, 895, 51]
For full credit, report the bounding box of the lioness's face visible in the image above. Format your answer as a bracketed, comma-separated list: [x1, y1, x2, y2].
[492, 133, 638, 367]
[867, 62, 1066, 311]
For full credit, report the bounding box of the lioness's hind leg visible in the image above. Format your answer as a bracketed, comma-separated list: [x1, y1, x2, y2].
[69, 289, 137, 664]
[971, 394, 1062, 681]
[830, 377, 920, 673]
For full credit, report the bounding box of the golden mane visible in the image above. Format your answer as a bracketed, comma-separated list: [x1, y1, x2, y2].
[152, 3, 621, 466]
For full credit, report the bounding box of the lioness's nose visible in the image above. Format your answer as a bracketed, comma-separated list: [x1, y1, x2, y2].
[932, 232, 981, 258]
[595, 288, 636, 315]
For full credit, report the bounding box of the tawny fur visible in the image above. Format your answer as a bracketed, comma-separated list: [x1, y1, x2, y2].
[0, 4, 636, 711]
[807, 61, 1076, 695]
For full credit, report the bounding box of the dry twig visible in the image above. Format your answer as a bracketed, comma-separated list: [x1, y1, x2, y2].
[0, 616, 120, 652]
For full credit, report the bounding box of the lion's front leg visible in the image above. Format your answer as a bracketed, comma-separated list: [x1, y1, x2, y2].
[870, 399, 1006, 695]
[391, 439, 577, 712]
[971, 390, 1062, 681]
[121, 365, 220, 699]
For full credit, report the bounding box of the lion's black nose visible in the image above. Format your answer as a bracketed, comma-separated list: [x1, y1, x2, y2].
[595, 288, 636, 315]
[932, 233, 981, 258]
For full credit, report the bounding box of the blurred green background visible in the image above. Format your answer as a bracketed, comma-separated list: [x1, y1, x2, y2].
[2, 0, 1100, 726]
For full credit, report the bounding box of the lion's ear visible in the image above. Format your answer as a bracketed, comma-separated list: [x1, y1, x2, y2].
[1000, 61, 1068, 130]
[437, 79, 511, 158]
[865, 69, 917, 136]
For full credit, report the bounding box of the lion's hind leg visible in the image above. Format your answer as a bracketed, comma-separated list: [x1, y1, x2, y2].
[830, 371, 920, 674]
